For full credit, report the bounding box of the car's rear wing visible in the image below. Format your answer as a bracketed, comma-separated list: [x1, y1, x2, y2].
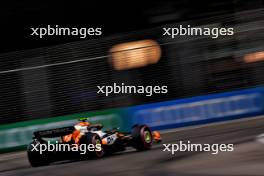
[33, 126, 75, 139]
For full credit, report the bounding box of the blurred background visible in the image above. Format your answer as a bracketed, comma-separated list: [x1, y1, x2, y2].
[0, 0, 264, 176]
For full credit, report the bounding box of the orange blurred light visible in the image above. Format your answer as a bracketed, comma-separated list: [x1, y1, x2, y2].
[243, 51, 264, 63]
[109, 39, 161, 70]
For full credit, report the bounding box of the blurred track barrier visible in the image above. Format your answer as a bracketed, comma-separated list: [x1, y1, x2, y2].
[0, 87, 264, 153]
[130, 87, 264, 130]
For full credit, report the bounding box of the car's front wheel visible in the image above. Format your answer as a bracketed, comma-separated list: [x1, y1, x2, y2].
[131, 125, 153, 151]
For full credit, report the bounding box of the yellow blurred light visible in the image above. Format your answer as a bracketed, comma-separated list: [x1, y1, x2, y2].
[243, 51, 264, 63]
[109, 39, 161, 70]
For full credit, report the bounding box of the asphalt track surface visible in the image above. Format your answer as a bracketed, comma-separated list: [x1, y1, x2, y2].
[1, 116, 264, 176]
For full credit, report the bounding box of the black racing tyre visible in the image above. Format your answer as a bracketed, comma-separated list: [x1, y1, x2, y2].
[27, 139, 50, 167]
[131, 125, 153, 151]
[80, 133, 104, 158]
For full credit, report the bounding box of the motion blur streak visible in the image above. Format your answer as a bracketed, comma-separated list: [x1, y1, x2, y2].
[243, 51, 264, 63]
[109, 40, 161, 70]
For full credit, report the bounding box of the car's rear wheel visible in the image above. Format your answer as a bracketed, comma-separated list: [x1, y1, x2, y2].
[80, 133, 104, 158]
[131, 125, 153, 151]
[27, 139, 51, 167]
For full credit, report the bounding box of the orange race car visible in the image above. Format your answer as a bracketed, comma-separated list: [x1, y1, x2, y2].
[27, 118, 161, 167]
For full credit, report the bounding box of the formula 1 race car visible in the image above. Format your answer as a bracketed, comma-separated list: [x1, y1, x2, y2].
[27, 118, 161, 167]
